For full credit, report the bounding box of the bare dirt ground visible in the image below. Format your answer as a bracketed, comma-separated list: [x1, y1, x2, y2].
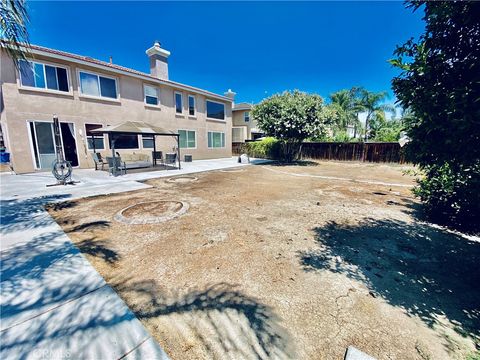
[48, 161, 480, 360]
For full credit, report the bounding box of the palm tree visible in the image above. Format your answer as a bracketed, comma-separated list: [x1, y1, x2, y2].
[358, 89, 395, 142]
[330, 89, 353, 131]
[0, 0, 30, 68]
[329, 87, 364, 138]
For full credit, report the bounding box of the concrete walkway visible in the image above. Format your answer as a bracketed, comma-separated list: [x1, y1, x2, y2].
[0, 157, 261, 359]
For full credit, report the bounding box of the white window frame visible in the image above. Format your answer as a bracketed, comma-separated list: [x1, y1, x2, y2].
[17, 59, 73, 95]
[174, 91, 183, 114]
[144, 84, 160, 107]
[244, 111, 250, 122]
[207, 131, 226, 149]
[85, 123, 106, 151]
[26, 119, 80, 170]
[178, 129, 197, 149]
[141, 134, 155, 149]
[206, 99, 226, 122]
[188, 95, 196, 117]
[77, 69, 120, 101]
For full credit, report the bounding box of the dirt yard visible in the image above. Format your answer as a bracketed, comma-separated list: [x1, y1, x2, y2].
[48, 161, 480, 360]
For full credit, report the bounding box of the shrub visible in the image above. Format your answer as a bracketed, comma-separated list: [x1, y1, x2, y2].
[413, 161, 480, 232]
[332, 131, 351, 142]
[244, 137, 282, 159]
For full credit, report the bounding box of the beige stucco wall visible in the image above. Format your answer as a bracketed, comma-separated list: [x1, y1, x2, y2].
[232, 108, 260, 141]
[0, 50, 232, 173]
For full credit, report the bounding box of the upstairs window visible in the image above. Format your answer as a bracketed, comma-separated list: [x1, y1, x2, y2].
[19, 60, 69, 92]
[144, 85, 159, 106]
[206, 100, 225, 120]
[79, 71, 117, 99]
[175, 92, 183, 114]
[188, 95, 196, 116]
[244, 111, 250, 122]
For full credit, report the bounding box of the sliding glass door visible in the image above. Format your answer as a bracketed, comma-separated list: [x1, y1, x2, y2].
[29, 121, 79, 169]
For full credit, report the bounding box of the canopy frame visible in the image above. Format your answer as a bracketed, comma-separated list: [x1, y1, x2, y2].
[90, 125, 181, 176]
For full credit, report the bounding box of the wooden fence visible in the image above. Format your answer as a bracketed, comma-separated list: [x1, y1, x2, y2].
[232, 141, 408, 163]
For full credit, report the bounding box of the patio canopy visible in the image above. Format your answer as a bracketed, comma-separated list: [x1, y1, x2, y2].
[90, 121, 177, 136]
[90, 121, 181, 174]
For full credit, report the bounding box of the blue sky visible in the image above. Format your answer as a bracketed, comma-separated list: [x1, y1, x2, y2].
[27, 1, 424, 104]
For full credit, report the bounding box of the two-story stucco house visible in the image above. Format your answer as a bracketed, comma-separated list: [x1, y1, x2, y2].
[0, 41, 234, 173]
[231, 102, 264, 142]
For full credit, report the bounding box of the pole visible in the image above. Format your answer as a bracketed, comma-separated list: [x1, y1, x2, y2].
[111, 137, 117, 176]
[153, 135, 157, 167]
[176, 135, 181, 170]
[52, 115, 63, 163]
[91, 133, 97, 170]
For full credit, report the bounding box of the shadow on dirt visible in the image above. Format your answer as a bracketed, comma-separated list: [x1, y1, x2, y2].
[112, 279, 295, 359]
[269, 160, 319, 167]
[61, 220, 119, 264]
[76, 237, 119, 264]
[299, 219, 480, 346]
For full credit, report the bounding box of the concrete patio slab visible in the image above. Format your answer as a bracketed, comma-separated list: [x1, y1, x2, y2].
[1, 157, 264, 359]
[1, 286, 168, 360]
[1, 228, 106, 330]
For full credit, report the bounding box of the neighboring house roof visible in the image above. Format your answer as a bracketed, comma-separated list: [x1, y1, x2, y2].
[16, 43, 231, 102]
[233, 102, 253, 111]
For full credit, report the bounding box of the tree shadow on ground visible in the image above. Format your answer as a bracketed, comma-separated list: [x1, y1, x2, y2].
[1, 221, 119, 323]
[112, 279, 295, 359]
[76, 237, 119, 264]
[63, 221, 119, 264]
[0, 195, 74, 234]
[299, 219, 480, 346]
[269, 160, 319, 167]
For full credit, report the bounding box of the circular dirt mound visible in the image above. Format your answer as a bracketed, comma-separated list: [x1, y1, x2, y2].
[166, 176, 198, 183]
[114, 200, 189, 225]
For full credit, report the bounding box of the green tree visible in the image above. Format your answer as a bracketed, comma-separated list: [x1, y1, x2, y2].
[252, 90, 334, 162]
[371, 117, 403, 142]
[329, 87, 363, 139]
[0, 0, 30, 67]
[391, 1, 480, 231]
[358, 89, 395, 142]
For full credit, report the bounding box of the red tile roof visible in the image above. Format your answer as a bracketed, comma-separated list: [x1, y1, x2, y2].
[24, 43, 230, 101]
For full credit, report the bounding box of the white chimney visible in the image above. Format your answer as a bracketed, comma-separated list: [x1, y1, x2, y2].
[146, 41, 171, 80]
[224, 89, 236, 102]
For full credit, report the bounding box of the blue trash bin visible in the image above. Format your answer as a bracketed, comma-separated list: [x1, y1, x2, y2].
[0, 152, 10, 163]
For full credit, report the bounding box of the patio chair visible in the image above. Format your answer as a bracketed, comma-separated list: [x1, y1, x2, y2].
[152, 151, 164, 166]
[92, 152, 105, 171]
[106, 156, 127, 176]
[165, 152, 177, 170]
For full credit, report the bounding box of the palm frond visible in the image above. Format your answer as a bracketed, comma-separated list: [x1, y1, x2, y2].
[0, 0, 30, 68]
